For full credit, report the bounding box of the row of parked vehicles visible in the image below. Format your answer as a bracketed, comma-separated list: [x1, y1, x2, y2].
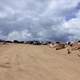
[0, 39, 53, 45]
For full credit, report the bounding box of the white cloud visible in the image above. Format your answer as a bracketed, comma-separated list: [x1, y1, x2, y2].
[63, 10, 80, 41]
[0, 0, 80, 41]
[7, 30, 32, 41]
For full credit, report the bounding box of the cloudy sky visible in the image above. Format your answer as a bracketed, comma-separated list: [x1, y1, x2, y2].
[0, 0, 80, 42]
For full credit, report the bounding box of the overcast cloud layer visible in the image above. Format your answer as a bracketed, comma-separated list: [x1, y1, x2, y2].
[0, 0, 80, 42]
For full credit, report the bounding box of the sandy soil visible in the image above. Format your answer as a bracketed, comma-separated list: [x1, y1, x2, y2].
[0, 43, 80, 80]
